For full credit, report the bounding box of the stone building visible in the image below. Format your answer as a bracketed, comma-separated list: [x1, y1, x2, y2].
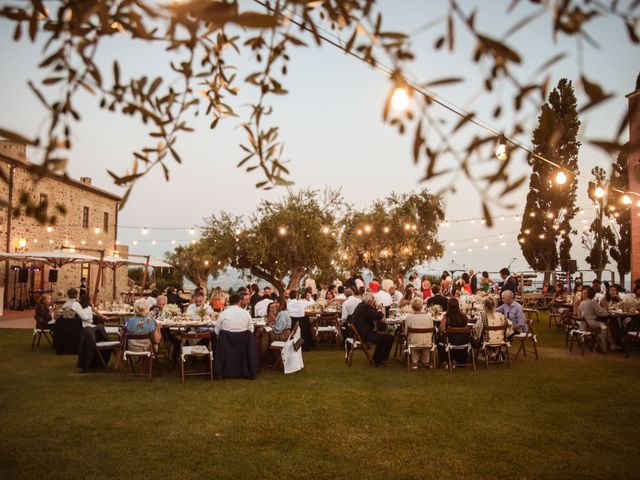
[628, 78, 640, 285]
[0, 141, 128, 308]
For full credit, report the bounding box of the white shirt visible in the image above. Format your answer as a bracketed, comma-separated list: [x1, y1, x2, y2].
[146, 296, 157, 309]
[390, 290, 403, 304]
[287, 298, 314, 318]
[375, 290, 392, 307]
[355, 278, 365, 290]
[61, 299, 83, 319]
[186, 303, 214, 319]
[335, 293, 347, 300]
[215, 305, 253, 335]
[254, 298, 273, 317]
[304, 277, 317, 295]
[412, 278, 421, 290]
[341, 296, 362, 322]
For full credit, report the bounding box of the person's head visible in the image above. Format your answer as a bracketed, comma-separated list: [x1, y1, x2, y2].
[575, 284, 583, 292]
[237, 286, 247, 295]
[499, 268, 510, 279]
[344, 271, 351, 279]
[337, 286, 345, 294]
[469, 269, 475, 276]
[240, 291, 251, 308]
[134, 298, 150, 316]
[270, 292, 278, 300]
[81, 277, 86, 283]
[461, 272, 470, 283]
[79, 293, 91, 309]
[327, 285, 336, 294]
[250, 283, 260, 294]
[67, 287, 78, 299]
[403, 289, 413, 300]
[193, 293, 205, 306]
[482, 271, 489, 279]
[452, 286, 461, 298]
[263, 286, 272, 296]
[156, 295, 167, 309]
[344, 288, 353, 298]
[586, 286, 597, 300]
[325, 290, 335, 300]
[441, 270, 450, 280]
[501, 290, 515, 305]
[274, 295, 287, 312]
[283, 288, 291, 300]
[228, 293, 241, 306]
[38, 294, 52, 307]
[358, 286, 366, 296]
[408, 274, 414, 281]
[634, 283, 640, 297]
[554, 283, 565, 293]
[431, 284, 440, 295]
[305, 290, 313, 300]
[606, 285, 619, 300]
[447, 297, 461, 315]
[389, 285, 397, 296]
[150, 288, 160, 298]
[483, 296, 496, 314]
[592, 279, 602, 292]
[362, 292, 375, 306]
[410, 297, 423, 313]
[289, 289, 299, 300]
[166, 286, 175, 295]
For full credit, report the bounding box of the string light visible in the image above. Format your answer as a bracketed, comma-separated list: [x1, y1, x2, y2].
[495, 136, 508, 161]
[555, 171, 568, 185]
[189, 227, 195, 235]
[595, 186, 605, 198]
[94, 227, 100, 234]
[142, 227, 149, 235]
[152, 240, 157, 245]
[46, 226, 53, 233]
[391, 87, 410, 112]
[49, 239, 54, 244]
[364, 225, 372, 233]
[622, 195, 631, 205]
[322, 226, 330, 234]
[235, 228, 242, 235]
[278, 227, 287, 236]
[383, 226, 390, 233]
[133, 240, 138, 245]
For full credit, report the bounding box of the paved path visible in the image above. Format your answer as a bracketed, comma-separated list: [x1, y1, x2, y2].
[0, 309, 35, 329]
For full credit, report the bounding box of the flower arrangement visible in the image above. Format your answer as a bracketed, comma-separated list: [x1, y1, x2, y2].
[163, 304, 181, 318]
[195, 306, 208, 319]
[618, 297, 640, 313]
[429, 304, 443, 316]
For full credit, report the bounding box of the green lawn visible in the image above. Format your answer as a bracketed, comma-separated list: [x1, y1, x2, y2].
[1, 318, 639, 480]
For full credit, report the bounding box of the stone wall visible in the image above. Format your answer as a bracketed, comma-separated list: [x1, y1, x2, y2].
[628, 89, 640, 285]
[1, 143, 127, 307]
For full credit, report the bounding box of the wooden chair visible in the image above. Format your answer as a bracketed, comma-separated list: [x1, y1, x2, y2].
[623, 317, 640, 358]
[179, 331, 213, 383]
[548, 309, 563, 330]
[345, 324, 374, 367]
[314, 313, 340, 349]
[568, 321, 597, 355]
[475, 323, 511, 369]
[269, 324, 300, 370]
[120, 332, 161, 382]
[511, 318, 538, 360]
[444, 326, 476, 372]
[523, 308, 539, 324]
[31, 316, 53, 350]
[404, 326, 437, 371]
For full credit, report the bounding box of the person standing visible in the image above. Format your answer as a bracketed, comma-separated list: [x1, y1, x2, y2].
[499, 268, 517, 296]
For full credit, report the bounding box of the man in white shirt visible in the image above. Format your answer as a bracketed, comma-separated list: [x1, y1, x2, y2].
[335, 286, 347, 300]
[389, 285, 403, 304]
[186, 293, 214, 319]
[61, 288, 84, 319]
[287, 290, 314, 318]
[341, 288, 362, 323]
[254, 295, 273, 317]
[375, 288, 392, 308]
[215, 293, 254, 335]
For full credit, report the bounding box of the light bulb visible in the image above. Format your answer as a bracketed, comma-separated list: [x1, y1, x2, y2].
[555, 171, 567, 185]
[279, 227, 287, 236]
[495, 136, 508, 161]
[46, 226, 53, 233]
[383, 226, 390, 233]
[391, 87, 409, 112]
[322, 226, 330, 234]
[595, 186, 605, 198]
[189, 227, 195, 236]
[142, 227, 148, 235]
[133, 240, 138, 245]
[152, 240, 156, 245]
[621, 195, 631, 205]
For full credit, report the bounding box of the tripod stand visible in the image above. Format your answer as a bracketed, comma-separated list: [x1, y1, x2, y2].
[8, 268, 25, 310]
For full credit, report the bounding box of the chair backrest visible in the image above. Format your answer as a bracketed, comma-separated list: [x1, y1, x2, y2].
[406, 327, 435, 335]
[180, 331, 212, 347]
[287, 323, 300, 342]
[446, 326, 472, 343]
[350, 323, 369, 347]
[123, 332, 154, 350]
[483, 323, 508, 341]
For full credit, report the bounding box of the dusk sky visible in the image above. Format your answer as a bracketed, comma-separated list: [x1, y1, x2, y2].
[1, 1, 638, 282]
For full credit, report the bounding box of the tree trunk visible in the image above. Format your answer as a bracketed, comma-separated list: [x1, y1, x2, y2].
[287, 266, 304, 293]
[249, 266, 285, 295]
[618, 270, 625, 289]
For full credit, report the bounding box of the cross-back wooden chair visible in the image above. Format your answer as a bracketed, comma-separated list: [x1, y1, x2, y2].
[269, 323, 300, 370]
[345, 323, 374, 367]
[475, 323, 512, 369]
[404, 326, 437, 371]
[444, 326, 476, 373]
[120, 332, 161, 382]
[568, 318, 597, 355]
[32, 316, 53, 350]
[624, 317, 640, 358]
[314, 313, 340, 349]
[512, 317, 538, 360]
[178, 331, 214, 383]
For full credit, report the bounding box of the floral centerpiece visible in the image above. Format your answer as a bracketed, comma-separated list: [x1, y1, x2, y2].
[618, 297, 640, 314]
[163, 304, 181, 319]
[195, 305, 211, 321]
[429, 304, 443, 316]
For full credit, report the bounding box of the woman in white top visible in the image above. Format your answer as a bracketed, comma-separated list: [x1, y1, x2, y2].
[480, 296, 508, 344]
[404, 297, 434, 368]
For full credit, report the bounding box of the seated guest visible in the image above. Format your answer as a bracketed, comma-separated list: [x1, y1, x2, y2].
[398, 288, 414, 308]
[341, 288, 362, 324]
[325, 290, 335, 301]
[600, 285, 622, 309]
[75, 294, 110, 372]
[404, 297, 434, 369]
[287, 290, 315, 350]
[438, 297, 471, 366]
[389, 285, 403, 304]
[335, 286, 347, 300]
[215, 293, 254, 335]
[270, 296, 292, 342]
[35, 294, 55, 328]
[254, 293, 275, 317]
[150, 295, 168, 319]
[146, 289, 160, 309]
[479, 296, 508, 345]
[552, 283, 568, 303]
[61, 288, 83, 319]
[351, 293, 394, 367]
[209, 287, 227, 312]
[78, 293, 103, 328]
[369, 277, 381, 294]
[124, 299, 161, 350]
[579, 287, 615, 352]
[427, 285, 448, 311]
[186, 292, 214, 319]
[496, 290, 527, 335]
[166, 286, 188, 309]
[451, 286, 462, 299]
[374, 287, 392, 317]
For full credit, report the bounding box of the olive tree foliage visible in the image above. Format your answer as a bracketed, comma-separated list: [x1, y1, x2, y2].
[339, 189, 445, 278]
[606, 146, 631, 285]
[165, 242, 221, 289]
[200, 188, 341, 294]
[0, 1, 638, 220]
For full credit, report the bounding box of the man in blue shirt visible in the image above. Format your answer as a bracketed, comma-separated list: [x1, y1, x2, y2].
[496, 290, 527, 336]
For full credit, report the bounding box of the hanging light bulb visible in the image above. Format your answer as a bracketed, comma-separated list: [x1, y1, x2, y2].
[621, 195, 631, 205]
[595, 186, 605, 198]
[171, 240, 176, 245]
[189, 227, 195, 236]
[46, 226, 53, 233]
[555, 171, 567, 185]
[278, 227, 287, 236]
[383, 226, 390, 233]
[637, 200, 640, 207]
[142, 227, 149, 235]
[391, 87, 409, 112]
[152, 240, 157, 245]
[495, 135, 508, 161]
[133, 240, 138, 245]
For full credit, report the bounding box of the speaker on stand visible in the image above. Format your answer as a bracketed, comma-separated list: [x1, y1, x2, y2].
[8, 267, 20, 310]
[17, 267, 28, 310]
[48, 269, 58, 291]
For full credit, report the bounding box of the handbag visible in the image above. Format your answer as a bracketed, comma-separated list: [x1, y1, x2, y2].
[293, 337, 305, 351]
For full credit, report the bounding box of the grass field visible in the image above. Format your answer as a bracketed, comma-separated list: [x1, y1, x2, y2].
[1, 317, 639, 480]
